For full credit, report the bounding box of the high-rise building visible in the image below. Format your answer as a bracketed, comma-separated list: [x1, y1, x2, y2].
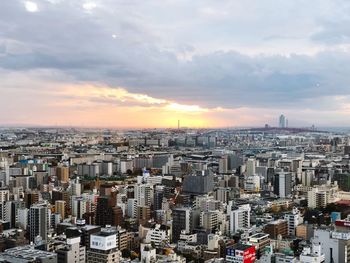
[71, 177, 82, 196]
[29, 203, 50, 242]
[229, 204, 251, 234]
[279, 114, 286, 128]
[307, 188, 329, 209]
[17, 207, 29, 230]
[24, 191, 40, 208]
[313, 228, 350, 263]
[137, 206, 151, 225]
[112, 206, 123, 227]
[182, 171, 214, 195]
[95, 196, 114, 227]
[57, 166, 69, 183]
[52, 190, 70, 212]
[200, 211, 221, 231]
[55, 200, 66, 220]
[71, 196, 89, 219]
[127, 198, 138, 218]
[135, 184, 153, 207]
[334, 173, 350, 192]
[4, 200, 25, 228]
[172, 207, 192, 242]
[153, 186, 164, 211]
[219, 156, 228, 174]
[246, 158, 256, 176]
[284, 208, 302, 236]
[274, 172, 292, 198]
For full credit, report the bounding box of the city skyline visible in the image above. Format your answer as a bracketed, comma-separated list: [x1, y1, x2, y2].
[2, 1, 350, 127]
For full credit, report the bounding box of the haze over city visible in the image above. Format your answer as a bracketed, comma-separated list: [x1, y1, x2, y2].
[2, 0, 350, 128]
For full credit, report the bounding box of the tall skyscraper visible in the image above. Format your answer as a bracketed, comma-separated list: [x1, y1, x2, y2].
[279, 114, 286, 128]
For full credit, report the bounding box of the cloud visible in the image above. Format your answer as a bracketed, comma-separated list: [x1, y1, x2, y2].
[24, 1, 39, 12]
[1, 0, 350, 127]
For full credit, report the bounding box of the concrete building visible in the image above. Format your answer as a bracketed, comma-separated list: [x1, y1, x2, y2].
[56, 166, 69, 183]
[56, 237, 86, 263]
[313, 228, 350, 263]
[140, 243, 156, 263]
[29, 203, 50, 242]
[226, 243, 256, 263]
[248, 233, 270, 259]
[172, 207, 192, 242]
[274, 172, 292, 198]
[182, 171, 214, 195]
[144, 224, 170, 248]
[279, 114, 286, 128]
[284, 208, 302, 236]
[264, 219, 288, 239]
[299, 243, 325, 263]
[55, 200, 65, 220]
[246, 158, 256, 177]
[229, 204, 251, 235]
[86, 226, 120, 263]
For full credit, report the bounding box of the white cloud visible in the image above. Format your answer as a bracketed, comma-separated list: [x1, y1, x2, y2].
[24, 1, 38, 12]
[82, 2, 97, 12]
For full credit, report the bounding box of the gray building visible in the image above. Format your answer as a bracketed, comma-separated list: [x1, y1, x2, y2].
[29, 203, 50, 242]
[313, 228, 350, 263]
[182, 171, 214, 195]
[0, 245, 57, 263]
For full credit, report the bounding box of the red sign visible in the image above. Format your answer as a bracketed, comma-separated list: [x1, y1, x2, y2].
[335, 220, 350, 227]
[243, 246, 256, 263]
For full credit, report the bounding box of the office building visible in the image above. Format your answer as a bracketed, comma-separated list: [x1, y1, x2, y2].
[86, 226, 120, 263]
[55, 200, 65, 220]
[29, 203, 50, 242]
[172, 207, 192, 242]
[182, 171, 214, 195]
[264, 219, 288, 239]
[56, 237, 86, 263]
[274, 172, 292, 198]
[279, 114, 286, 128]
[226, 244, 256, 263]
[229, 204, 251, 234]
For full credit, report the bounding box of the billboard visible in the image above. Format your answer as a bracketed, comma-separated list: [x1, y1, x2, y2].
[90, 234, 116, 251]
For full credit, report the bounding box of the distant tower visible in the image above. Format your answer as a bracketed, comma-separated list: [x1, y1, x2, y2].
[279, 115, 286, 128]
[178, 120, 180, 130]
[286, 119, 288, 128]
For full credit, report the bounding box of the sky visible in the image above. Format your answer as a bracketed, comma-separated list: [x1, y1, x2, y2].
[2, 0, 350, 128]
